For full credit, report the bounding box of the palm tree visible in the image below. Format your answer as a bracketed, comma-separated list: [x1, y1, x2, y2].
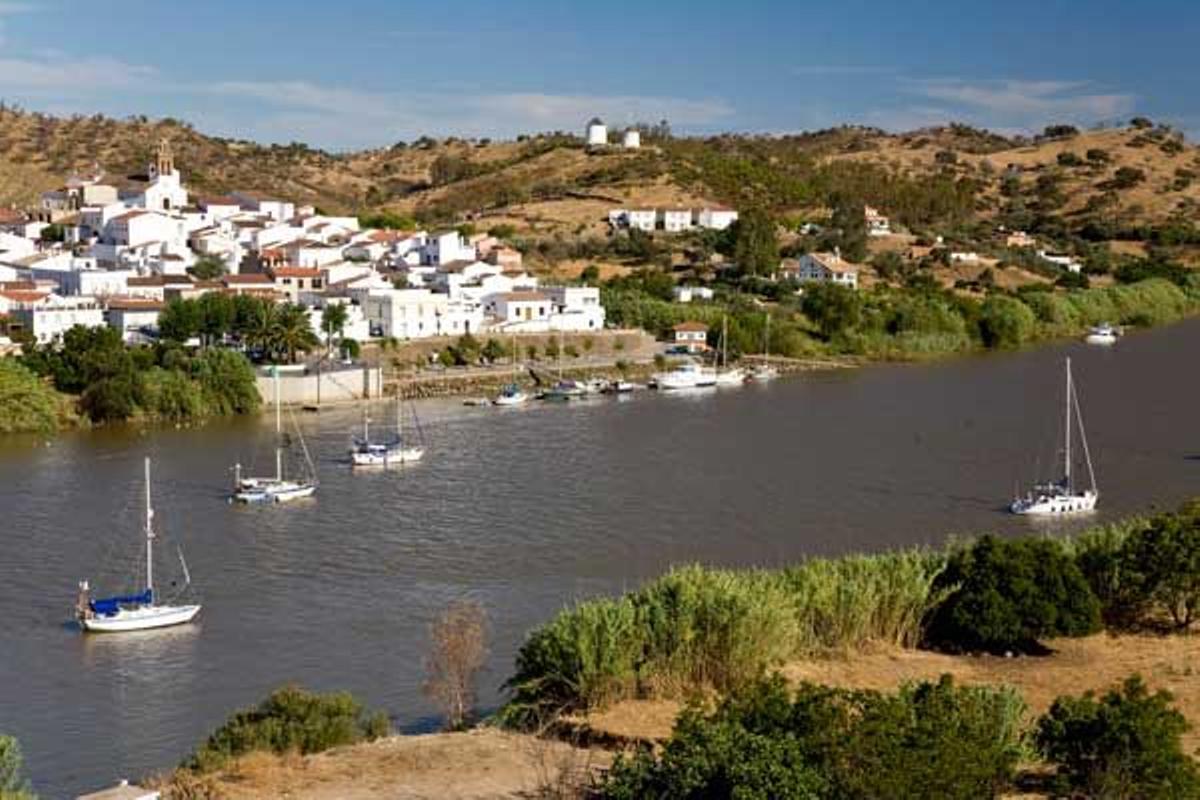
[244, 300, 278, 359]
[272, 303, 319, 364]
[321, 303, 349, 357]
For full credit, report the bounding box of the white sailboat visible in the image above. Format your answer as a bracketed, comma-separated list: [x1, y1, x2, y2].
[749, 313, 779, 382]
[76, 458, 201, 633]
[494, 333, 529, 406]
[655, 360, 717, 390]
[713, 316, 746, 386]
[350, 394, 425, 466]
[542, 329, 585, 401]
[232, 367, 317, 503]
[1010, 357, 1098, 515]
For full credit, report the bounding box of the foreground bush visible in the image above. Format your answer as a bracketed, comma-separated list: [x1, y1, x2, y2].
[0, 359, 65, 434]
[602, 674, 1026, 800]
[1037, 676, 1200, 799]
[0, 734, 35, 800]
[926, 536, 1101, 653]
[184, 686, 389, 772]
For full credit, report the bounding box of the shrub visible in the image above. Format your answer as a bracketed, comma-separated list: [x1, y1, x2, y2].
[1037, 676, 1200, 799]
[184, 686, 389, 772]
[424, 600, 488, 731]
[977, 295, 1035, 349]
[1056, 152, 1083, 167]
[0, 734, 34, 799]
[0, 358, 64, 433]
[1109, 166, 1146, 189]
[1118, 510, 1200, 630]
[602, 674, 1025, 800]
[926, 536, 1101, 653]
[1069, 519, 1152, 628]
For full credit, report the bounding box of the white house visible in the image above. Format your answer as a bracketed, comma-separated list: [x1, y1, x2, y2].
[1037, 250, 1083, 274]
[696, 207, 739, 231]
[949, 251, 980, 263]
[662, 209, 693, 233]
[105, 298, 163, 343]
[422, 231, 476, 266]
[586, 117, 608, 147]
[864, 206, 891, 237]
[622, 129, 641, 149]
[627, 209, 656, 232]
[793, 252, 860, 289]
[673, 285, 715, 303]
[7, 293, 105, 343]
[365, 288, 450, 339]
[546, 286, 605, 331]
[486, 291, 553, 329]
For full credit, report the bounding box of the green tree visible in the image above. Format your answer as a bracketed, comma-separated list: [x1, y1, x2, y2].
[731, 207, 779, 277]
[1037, 676, 1199, 799]
[481, 338, 508, 363]
[197, 292, 235, 347]
[801, 282, 862, 340]
[579, 264, 600, 284]
[272, 304, 318, 364]
[0, 359, 62, 434]
[829, 197, 869, 262]
[320, 303, 349, 356]
[158, 298, 202, 344]
[1120, 511, 1200, 630]
[978, 296, 1035, 349]
[189, 254, 228, 280]
[926, 536, 1102, 653]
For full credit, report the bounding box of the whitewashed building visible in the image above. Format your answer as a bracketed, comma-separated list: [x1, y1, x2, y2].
[622, 129, 641, 149]
[792, 252, 860, 289]
[6, 293, 105, 342]
[697, 207, 739, 231]
[864, 205, 891, 237]
[586, 117, 608, 147]
[673, 285, 715, 303]
[1038, 250, 1083, 274]
[662, 209, 693, 233]
[105, 298, 164, 343]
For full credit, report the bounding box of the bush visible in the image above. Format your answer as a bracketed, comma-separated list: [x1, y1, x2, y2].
[977, 295, 1036, 349]
[0, 734, 34, 799]
[184, 686, 389, 772]
[1109, 166, 1146, 189]
[1056, 152, 1083, 167]
[602, 674, 1025, 800]
[1118, 509, 1200, 630]
[926, 536, 1101, 653]
[0, 358, 64, 433]
[1037, 676, 1199, 799]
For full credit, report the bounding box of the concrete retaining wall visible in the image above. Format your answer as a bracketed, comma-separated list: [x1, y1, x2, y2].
[257, 365, 383, 406]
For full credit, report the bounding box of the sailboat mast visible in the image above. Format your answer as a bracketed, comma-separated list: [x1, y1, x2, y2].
[722, 316, 728, 370]
[397, 390, 403, 439]
[144, 457, 153, 595]
[363, 407, 370, 444]
[558, 329, 564, 381]
[1064, 358, 1072, 491]
[274, 367, 282, 482]
[763, 313, 769, 359]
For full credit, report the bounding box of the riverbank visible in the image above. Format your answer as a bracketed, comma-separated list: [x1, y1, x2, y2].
[149, 632, 1200, 799]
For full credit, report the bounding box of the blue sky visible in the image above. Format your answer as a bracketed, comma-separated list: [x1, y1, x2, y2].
[0, 0, 1196, 150]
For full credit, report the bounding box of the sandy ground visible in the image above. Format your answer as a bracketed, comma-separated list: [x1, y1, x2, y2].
[170, 634, 1199, 798]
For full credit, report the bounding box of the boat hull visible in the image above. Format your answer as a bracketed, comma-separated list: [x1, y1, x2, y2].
[350, 447, 425, 466]
[714, 369, 746, 386]
[1085, 333, 1117, 345]
[1011, 490, 1098, 516]
[233, 479, 316, 504]
[493, 393, 528, 406]
[81, 603, 201, 633]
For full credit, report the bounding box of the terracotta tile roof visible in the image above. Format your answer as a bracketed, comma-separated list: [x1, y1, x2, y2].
[500, 291, 549, 302]
[223, 274, 274, 285]
[269, 266, 322, 279]
[673, 321, 708, 333]
[105, 297, 164, 311]
[0, 290, 49, 303]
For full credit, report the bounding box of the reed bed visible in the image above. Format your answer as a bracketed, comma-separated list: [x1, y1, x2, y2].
[500, 551, 948, 725]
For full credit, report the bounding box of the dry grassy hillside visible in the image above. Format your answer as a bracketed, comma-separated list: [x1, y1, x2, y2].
[1, 109, 1195, 245]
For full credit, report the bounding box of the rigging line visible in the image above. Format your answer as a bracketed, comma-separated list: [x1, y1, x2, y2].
[289, 406, 318, 483]
[1072, 375, 1098, 492]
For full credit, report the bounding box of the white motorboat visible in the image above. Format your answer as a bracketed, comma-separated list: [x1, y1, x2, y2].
[655, 361, 716, 390]
[232, 367, 317, 502]
[1011, 357, 1099, 515]
[350, 395, 425, 466]
[1085, 323, 1119, 345]
[493, 334, 529, 406]
[603, 379, 636, 394]
[76, 458, 201, 633]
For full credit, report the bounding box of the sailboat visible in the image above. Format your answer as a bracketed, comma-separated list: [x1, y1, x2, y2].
[350, 394, 425, 466]
[713, 316, 746, 386]
[1010, 357, 1098, 515]
[494, 333, 529, 406]
[749, 313, 779, 382]
[76, 458, 201, 633]
[542, 329, 584, 401]
[232, 367, 317, 503]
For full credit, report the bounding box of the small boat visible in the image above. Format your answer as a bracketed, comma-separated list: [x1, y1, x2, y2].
[748, 313, 780, 381]
[713, 316, 746, 386]
[493, 334, 529, 406]
[542, 379, 585, 401]
[232, 367, 317, 503]
[76, 458, 201, 633]
[1085, 323, 1119, 345]
[350, 396, 424, 467]
[602, 379, 636, 394]
[1011, 357, 1099, 515]
[655, 360, 716, 390]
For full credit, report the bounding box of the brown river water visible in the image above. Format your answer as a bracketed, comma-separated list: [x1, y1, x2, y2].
[2, 319, 1199, 796]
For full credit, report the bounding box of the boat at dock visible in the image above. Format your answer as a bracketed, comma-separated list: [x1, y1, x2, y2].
[76, 458, 201, 633]
[655, 360, 717, 390]
[231, 367, 317, 503]
[1010, 357, 1099, 516]
[493, 334, 530, 406]
[713, 316, 746, 386]
[748, 313, 779, 382]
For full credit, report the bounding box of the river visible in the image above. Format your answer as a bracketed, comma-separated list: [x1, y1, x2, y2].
[3, 319, 1199, 797]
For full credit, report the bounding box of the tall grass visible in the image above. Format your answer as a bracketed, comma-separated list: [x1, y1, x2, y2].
[501, 551, 947, 725]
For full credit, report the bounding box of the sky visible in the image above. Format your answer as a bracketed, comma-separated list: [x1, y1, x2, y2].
[0, 0, 1196, 150]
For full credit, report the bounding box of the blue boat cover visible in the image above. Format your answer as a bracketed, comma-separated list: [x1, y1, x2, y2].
[91, 589, 152, 616]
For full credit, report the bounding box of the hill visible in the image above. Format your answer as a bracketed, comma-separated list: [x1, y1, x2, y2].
[1, 107, 1196, 260]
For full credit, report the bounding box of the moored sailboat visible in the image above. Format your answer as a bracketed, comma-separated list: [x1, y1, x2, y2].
[350, 393, 425, 466]
[232, 367, 317, 503]
[1010, 357, 1098, 515]
[76, 458, 201, 633]
[713, 315, 746, 386]
[494, 334, 529, 406]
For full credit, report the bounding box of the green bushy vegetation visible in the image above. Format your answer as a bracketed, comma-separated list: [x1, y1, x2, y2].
[1037, 677, 1199, 799]
[19, 325, 260, 425]
[183, 685, 389, 773]
[0, 358, 70, 434]
[602, 674, 1027, 800]
[0, 734, 35, 800]
[502, 502, 1200, 723]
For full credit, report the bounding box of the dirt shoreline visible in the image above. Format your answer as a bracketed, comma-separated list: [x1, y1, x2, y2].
[159, 633, 1199, 799]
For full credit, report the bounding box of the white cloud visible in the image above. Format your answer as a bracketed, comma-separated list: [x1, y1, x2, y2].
[792, 65, 896, 76]
[901, 78, 1135, 128]
[0, 55, 158, 92]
